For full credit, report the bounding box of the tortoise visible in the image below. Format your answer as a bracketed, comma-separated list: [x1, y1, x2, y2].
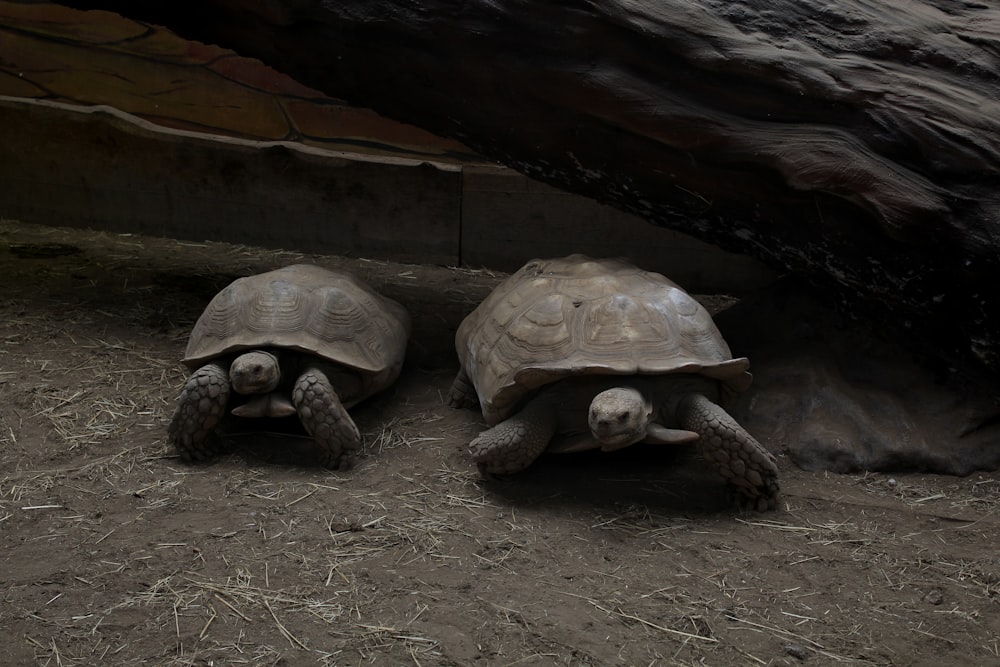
[448, 254, 779, 509]
[168, 264, 410, 468]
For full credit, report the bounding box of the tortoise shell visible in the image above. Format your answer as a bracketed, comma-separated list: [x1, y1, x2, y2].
[184, 264, 410, 390]
[455, 255, 751, 425]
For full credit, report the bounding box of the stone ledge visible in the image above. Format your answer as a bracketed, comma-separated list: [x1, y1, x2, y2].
[1, 96, 775, 292]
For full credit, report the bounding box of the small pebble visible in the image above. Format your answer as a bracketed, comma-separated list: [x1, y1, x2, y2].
[785, 643, 808, 660]
[887, 478, 897, 489]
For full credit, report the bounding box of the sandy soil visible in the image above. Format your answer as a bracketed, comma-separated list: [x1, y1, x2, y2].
[1, 219, 998, 666]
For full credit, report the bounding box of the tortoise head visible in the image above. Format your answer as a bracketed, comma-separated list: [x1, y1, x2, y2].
[230, 350, 282, 395]
[588, 387, 652, 450]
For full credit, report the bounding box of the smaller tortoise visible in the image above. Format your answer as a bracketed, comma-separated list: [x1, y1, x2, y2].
[448, 255, 779, 510]
[168, 264, 410, 468]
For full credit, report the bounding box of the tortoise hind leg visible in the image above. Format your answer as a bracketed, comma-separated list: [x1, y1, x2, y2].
[168, 362, 230, 462]
[447, 368, 479, 409]
[292, 367, 361, 470]
[676, 393, 780, 511]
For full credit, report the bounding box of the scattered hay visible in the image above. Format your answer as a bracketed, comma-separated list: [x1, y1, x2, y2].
[2, 220, 1000, 666]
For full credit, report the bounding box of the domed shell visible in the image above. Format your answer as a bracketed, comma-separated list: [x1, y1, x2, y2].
[455, 255, 751, 425]
[183, 265, 410, 386]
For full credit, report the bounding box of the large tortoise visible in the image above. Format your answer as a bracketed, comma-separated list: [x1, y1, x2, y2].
[448, 255, 779, 509]
[168, 264, 410, 468]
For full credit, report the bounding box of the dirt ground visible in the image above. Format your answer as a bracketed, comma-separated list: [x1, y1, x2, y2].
[1, 219, 999, 667]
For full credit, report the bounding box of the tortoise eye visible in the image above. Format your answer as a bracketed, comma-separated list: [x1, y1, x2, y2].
[619, 411, 630, 422]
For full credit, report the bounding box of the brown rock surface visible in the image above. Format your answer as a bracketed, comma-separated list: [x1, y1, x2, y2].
[0, 1, 477, 162]
[14, 1, 1000, 375]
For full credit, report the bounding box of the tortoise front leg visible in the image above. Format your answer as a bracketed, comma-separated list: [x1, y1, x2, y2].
[675, 393, 780, 511]
[168, 362, 231, 462]
[469, 399, 558, 476]
[292, 367, 361, 469]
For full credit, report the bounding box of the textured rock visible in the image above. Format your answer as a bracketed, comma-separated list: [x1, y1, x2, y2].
[717, 282, 1000, 475]
[0, 1, 475, 162]
[53, 0, 1000, 375]
[2, 3, 776, 288]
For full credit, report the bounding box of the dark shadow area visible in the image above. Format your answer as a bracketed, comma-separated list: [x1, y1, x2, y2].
[475, 445, 735, 517]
